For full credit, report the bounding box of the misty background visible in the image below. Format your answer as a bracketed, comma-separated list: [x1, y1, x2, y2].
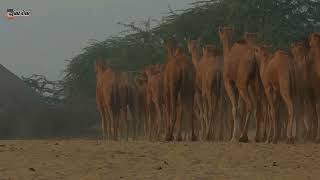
[0, 0, 193, 80]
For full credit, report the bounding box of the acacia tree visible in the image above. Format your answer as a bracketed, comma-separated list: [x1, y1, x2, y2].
[63, 0, 320, 98]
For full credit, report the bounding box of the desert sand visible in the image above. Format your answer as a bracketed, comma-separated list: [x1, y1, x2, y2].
[0, 140, 319, 180]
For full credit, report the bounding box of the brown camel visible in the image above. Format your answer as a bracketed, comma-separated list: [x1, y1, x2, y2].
[291, 42, 312, 140]
[188, 39, 202, 70]
[254, 45, 297, 144]
[143, 64, 165, 140]
[308, 32, 320, 142]
[94, 60, 117, 140]
[197, 44, 224, 140]
[219, 27, 259, 142]
[115, 71, 131, 140]
[95, 60, 109, 140]
[187, 39, 205, 138]
[163, 38, 197, 141]
[129, 74, 147, 140]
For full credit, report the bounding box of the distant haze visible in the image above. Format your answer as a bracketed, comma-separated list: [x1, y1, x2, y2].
[0, 0, 193, 80]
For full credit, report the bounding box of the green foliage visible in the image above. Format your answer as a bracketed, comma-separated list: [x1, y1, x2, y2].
[63, 0, 320, 98]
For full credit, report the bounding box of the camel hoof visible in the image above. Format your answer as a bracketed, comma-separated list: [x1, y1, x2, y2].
[314, 138, 320, 144]
[286, 137, 295, 144]
[272, 139, 278, 144]
[239, 136, 249, 143]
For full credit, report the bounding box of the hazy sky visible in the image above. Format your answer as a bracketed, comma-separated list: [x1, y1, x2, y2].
[0, 0, 193, 80]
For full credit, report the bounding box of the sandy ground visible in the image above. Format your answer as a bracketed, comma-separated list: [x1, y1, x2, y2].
[0, 140, 319, 180]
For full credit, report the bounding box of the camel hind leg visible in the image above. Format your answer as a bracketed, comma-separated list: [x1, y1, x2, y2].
[238, 85, 253, 143]
[315, 102, 320, 143]
[224, 80, 239, 142]
[281, 91, 295, 144]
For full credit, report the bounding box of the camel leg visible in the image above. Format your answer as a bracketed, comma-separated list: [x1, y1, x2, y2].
[266, 105, 272, 143]
[212, 94, 219, 141]
[224, 80, 239, 142]
[155, 101, 162, 141]
[238, 87, 253, 143]
[282, 93, 295, 144]
[255, 101, 263, 143]
[205, 92, 213, 141]
[124, 107, 129, 141]
[176, 94, 183, 141]
[98, 106, 106, 141]
[315, 103, 320, 143]
[148, 104, 154, 140]
[302, 100, 311, 140]
[165, 89, 176, 141]
[105, 104, 115, 140]
[265, 88, 278, 144]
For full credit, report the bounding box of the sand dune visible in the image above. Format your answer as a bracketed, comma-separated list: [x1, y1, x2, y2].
[0, 140, 319, 180]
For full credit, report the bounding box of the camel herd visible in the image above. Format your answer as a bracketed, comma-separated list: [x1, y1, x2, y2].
[95, 27, 320, 144]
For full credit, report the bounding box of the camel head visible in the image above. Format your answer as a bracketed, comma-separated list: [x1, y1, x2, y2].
[308, 32, 320, 48]
[291, 42, 308, 58]
[202, 44, 220, 57]
[163, 38, 177, 52]
[187, 39, 200, 54]
[254, 44, 272, 63]
[94, 59, 105, 74]
[174, 47, 186, 59]
[218, 26, 234, 42]
[244, 32, 258, 44]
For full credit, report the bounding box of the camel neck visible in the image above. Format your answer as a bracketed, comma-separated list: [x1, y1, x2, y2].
[191, 51, 201, 69]
[221, 38, 231, 57]
[310, 47, 320, 59]
[166, 49, 175, 62]
[258, 55, 270, 78]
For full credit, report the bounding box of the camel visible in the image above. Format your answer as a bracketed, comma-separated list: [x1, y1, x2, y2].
[94, 60, 117, 140]
[129, 74, 147, 140]
[188, 39, 205, 139]
[188, 39, 202, 70]
[115, 71, 131, 140]
[219, 27, 259, 142]
[95, 60, 108, 140]
[254, 45, 297, 143]
[308, 32, 320, 142]
[291, 42, 312, 140]
[196, 44, 224, 140]
[163, 38, 197, 141]
[143, 64, 165, 140]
